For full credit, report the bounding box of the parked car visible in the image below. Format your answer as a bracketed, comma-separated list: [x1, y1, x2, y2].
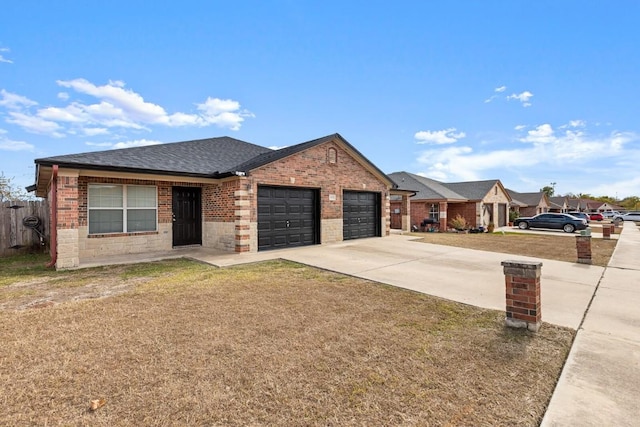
[567, 211, 590, 223]
[602, 211, 621, 219]
[613, 211, 640, 222]
[514, 213, 588, 233]
[589, 212, 604, 221]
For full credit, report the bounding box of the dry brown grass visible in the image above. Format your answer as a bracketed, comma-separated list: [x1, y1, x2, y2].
[410, 231, 617, 266]
[0, 257, 573, 426]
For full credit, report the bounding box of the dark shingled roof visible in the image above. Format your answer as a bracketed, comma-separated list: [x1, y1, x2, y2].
[33, 133, 393, 185]
[444, 180, 501, 201]
[388, 172, 506, 202]
[35, 137, 273, 177]
[388, 172, 467, 201]
[506, 189, 546, 207]
[549, 196, 568, 209]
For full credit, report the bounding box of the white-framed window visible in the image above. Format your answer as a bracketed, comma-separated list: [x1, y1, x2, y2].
[429, 203, 439, 221]
[88, 184, 157, 234]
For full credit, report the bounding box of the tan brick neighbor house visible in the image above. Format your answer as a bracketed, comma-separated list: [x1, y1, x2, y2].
[30, 133, 403, 269]
[388, 171, 511, 231]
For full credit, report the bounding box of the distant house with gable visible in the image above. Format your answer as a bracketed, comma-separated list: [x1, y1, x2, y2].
[506, 190, 550, 217]
[548, 196, 569, 213]
[389, 171, 511, 231]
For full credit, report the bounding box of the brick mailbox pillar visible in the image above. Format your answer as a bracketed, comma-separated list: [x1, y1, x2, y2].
[576, 234, 592, 264]
[602, 224, 612, 240]
[501, 260, 542, 332]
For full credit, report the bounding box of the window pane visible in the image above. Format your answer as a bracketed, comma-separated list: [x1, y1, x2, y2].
[89, 210, 123, 233]
[429, 204, 439, 221]
[127, 186, 156, 208]
[89, 185, 123, 208]
[127, 209, 157, 232]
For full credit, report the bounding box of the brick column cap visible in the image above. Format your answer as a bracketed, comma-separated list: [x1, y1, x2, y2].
[501, 260, 542, 269]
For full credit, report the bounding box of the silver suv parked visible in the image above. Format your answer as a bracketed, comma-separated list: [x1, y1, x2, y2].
[568, 211, 590, 223]
[614, 212, 640, 221]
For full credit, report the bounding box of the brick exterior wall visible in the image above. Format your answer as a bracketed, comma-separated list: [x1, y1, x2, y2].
[48, 138, 391, 267]
[447, 202, 477, 228]
[410, 201, 434, 229]
[248, 140, 390, 243]
[57, 175, 79, 229]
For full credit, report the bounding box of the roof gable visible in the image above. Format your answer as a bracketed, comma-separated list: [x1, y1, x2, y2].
[507, 189, 549, 207]
[549, 196, 568, 209]
[388, 172, 467, 201]
[444, 179, 505, 201]
[236, 133, 394, 186]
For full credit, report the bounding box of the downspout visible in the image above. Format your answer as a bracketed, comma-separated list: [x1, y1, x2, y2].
[45, 165, 58, 268]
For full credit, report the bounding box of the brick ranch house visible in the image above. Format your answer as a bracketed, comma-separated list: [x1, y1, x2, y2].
[506, 190, 550, 217]
[29, 133, 407, 269]
[388, 171, 511, 231]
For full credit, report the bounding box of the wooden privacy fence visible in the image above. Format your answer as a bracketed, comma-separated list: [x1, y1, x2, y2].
[0, 200, 49, 257]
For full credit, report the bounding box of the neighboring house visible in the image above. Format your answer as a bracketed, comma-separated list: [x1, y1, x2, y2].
[567, 198, 624, 213]
[388, 172, 511, 230]
[29, 133, 398, 269]
[548, 196, 569, 213]
[567, 198, 583, 211]
[506, 190, 550, 217]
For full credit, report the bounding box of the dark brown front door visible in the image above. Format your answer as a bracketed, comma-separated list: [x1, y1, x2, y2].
[172, 187, 202, 246]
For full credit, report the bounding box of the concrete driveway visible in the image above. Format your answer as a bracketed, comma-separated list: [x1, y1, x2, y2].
[187, 233, 604, 330]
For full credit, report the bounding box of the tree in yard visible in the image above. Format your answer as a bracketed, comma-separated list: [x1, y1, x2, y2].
[0, 171, 29, 201]
[540, 185, 555, 197]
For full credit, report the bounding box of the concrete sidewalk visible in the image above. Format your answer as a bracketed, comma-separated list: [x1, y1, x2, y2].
[541, 221, 640, 426]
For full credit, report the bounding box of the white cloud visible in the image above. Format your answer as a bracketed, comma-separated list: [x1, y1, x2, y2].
[196, 97, 255, 130]
[0, 89, 38, 110]
[0, 135, 34, 151]
[514, 124, 527, 131]
[569, 119, 586, 128]
[484, 85, 507, 103]
[112, 139, 163, 149]
[0, 79, 253, 137]
[507, 91, 534, 107]
[57, 78, 172, 124]
[6, 112, 64, 137]
[86, 139, 163, 149]
[84, 142, 113, 147]
[415, 121, 638, 184]
[521, 124, 555, 144]
[0, 47, 12, 64]
[415, 128, 466, 145]
[82, 127, 109, 136]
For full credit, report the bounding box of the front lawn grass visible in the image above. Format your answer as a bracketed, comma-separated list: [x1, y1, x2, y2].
[410, 231, 617, 266]
[0, 258, 574, 426]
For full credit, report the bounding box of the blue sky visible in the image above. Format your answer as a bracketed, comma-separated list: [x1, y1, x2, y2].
[1, 1, 639, 198]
